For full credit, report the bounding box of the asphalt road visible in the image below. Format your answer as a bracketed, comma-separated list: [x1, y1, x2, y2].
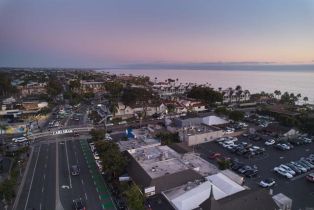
[15, 137, 116, 210]
[16, 143, 56, 210]
[196, 135, 314, 209]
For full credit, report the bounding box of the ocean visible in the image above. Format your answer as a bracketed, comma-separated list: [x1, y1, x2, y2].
[101, 69, 314, 104]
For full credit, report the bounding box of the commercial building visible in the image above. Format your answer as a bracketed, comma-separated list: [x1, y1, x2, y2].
[179, 124, 224, 146]
[126, 144, 218, 197]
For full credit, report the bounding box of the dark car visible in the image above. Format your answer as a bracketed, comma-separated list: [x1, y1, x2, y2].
[72, 198, 86, 210]
[244, 169, 258, 178]
[71, 165, 80, 176]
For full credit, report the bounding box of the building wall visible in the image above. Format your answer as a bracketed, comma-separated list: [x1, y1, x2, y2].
[174, 117, 202, 128]
[180, 130, 224, 146]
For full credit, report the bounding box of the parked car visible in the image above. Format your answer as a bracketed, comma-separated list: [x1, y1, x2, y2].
[279, 165, 296, 176]
[244, 169, 258, 178]
[259, 178, 276, 188]
[265, 139, 275, 146]
[290, 162, 307, 173]
[306, 173, 314, 182]
[274, 167, 293, 178]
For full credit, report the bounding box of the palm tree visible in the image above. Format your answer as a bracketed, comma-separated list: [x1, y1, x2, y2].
[274, 90, 281, 99]
[235, 85, 242, 92]
[296, 93, 302, 105]
[303, 96, 309, 105]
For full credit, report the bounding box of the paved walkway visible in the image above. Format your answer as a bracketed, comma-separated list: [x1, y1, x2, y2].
[79, 140, 116, 210]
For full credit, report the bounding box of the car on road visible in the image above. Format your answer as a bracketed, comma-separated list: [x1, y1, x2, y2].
[71, 165, 80, 176]
[72, 198, 86, 210]
[306, 173, 314, 182]
[259, 178, 276, 188]
[265, 139, 275, 145]
[12, 137, 28, 143]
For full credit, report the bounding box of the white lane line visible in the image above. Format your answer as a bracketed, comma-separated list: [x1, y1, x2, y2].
[42, 186, 44, 193]
[81, 179, 84, 185]
[85, 193, 88, 201]
[24, 145, 41, 210]
[43, 174, 46, 180]
[64, 141, 72, 188]
[39, 203, 42, 210]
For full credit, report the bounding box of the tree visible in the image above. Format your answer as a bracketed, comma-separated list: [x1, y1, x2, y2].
[95, 141, 126, 177]
[303, 96, 309, 104]
[187, 86, 223, 105]
[125, 184, 145, 210]
[155, 131, 180, 145]
[47, 76, 62, 97]
[90, 129, 106, 141]
[214, 107, 230, 116]
[0, 72, 17, 97]
[217, 159, 231, 170]
[228, 110, 244, 121]
[274, 90, 281, 99]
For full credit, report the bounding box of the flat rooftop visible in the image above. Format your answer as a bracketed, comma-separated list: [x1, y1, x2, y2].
[118, 138, 160, 152]
[184, 124, 221, 136]
[128, 145, 217, 179]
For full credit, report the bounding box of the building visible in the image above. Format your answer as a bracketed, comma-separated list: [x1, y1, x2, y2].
[179, 124, 224, 146]
[199, 188, 278, 210]
[80, 80, 105, 93]
[220, 88, 250, 104]
[163, 173, 246, 210]
[126, 144, 218, 197]
[152, 81, 197, 99]
[17, 82, 47, 97]
[169, 116, 226, 146]
[114, 102, 167, 119]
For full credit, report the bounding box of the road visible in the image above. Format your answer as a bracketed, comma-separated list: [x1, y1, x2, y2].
[15, 137, 116, 210]
[15, 143, 56, 210]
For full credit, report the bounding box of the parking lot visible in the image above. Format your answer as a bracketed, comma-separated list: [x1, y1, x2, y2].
[196, 132, 314, 209]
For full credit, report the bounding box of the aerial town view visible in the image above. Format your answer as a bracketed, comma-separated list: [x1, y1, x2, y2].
[0, 1, 314, 210]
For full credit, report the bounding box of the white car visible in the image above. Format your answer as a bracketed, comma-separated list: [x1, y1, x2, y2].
[279, 165, 296, 176]
[12, 137, 28, 143]
[274, 167, 293, 178]
[259, 178, 276, 188]
[265, 139, 275, 145]
[93, 152, 100, 160]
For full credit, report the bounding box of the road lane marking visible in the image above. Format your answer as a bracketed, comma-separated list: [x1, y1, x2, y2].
[42, 186, 44, 193]
[43, 174, 46, 180]
[64, 141, 72, 188]
[24, 145, 41, 210]
[40, 203, 42, 210]
[85, 193, 88, 201]
[81, 179, 84, 185]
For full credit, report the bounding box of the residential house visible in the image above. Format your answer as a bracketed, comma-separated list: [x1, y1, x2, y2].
[220, 88, 250, 104]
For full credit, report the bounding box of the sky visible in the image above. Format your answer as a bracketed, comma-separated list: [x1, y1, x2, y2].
[0, 0, 314, 68]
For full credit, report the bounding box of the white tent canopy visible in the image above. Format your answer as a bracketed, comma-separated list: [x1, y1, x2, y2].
[202, 115, 228, 126]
